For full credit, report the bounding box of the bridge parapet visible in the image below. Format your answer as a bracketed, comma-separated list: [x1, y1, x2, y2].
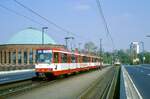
[121, 66, 143, 99]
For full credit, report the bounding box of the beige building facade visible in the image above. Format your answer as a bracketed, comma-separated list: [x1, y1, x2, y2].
[0, 44, 64, 65]
[0, 27, 63, 67]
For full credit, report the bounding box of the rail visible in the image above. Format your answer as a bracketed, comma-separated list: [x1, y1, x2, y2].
[122, 66, 143, 99]
[0, 80, 33, 96]
[78, 66, 120, 99]
[105, 66, 120, 99]
[0, 66, 120, 99]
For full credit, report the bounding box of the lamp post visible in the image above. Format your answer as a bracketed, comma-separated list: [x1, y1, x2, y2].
[139, 41, 145, 64]
[145, 35, 150, 63]
[42, 27, 48, 45]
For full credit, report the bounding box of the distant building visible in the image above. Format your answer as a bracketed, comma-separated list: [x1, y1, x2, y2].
[130, 42, 140, 54]
[0, 27, 64, 66]
[130, 42, 140, 64]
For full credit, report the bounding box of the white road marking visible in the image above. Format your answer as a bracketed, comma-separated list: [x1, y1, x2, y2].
[139, 66, 150, 70]
[122, 66, 143, 99]
[147, 74, 150, 76]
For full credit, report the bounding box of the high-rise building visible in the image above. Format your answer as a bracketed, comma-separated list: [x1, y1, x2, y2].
[130, 42, 140, 54]
[130, 42, 140, 64]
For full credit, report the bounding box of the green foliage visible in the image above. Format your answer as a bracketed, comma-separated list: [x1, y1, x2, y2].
[84, 41, 150, 65]
[84, 41, 97, 53]
[139, 52, 150, 64]
[102, 49, 132, 64]
[116, 50, 131, 64]
[103, 52, 112, 64]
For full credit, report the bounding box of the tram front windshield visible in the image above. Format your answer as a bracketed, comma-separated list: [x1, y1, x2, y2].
[36, 50, 52, 63]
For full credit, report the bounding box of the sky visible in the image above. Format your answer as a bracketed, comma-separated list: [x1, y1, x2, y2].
[0, 0, 150, 52]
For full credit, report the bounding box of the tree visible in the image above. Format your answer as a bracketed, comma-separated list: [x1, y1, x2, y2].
[139, 52, 150, 64]
[117, 49, 131, 64]
[84, 41, 97, 53]
[103, 52, 113, 64]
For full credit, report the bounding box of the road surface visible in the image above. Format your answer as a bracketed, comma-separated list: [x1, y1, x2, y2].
[125, 65, 150, 99]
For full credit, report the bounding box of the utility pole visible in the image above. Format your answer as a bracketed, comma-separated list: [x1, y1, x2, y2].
[78, 43, 82, 52]
[64, 37, 69, 49]
[64, 36, 74, 50]
[100, 39, 102, 66]
[42, 27, 48, 45]
[70, 37, 74, 51]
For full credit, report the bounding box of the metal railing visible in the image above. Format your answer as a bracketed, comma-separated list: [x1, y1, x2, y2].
[0, 65, 34, 71]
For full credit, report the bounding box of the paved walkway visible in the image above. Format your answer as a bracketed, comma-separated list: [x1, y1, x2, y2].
[5, 67, 113, 99]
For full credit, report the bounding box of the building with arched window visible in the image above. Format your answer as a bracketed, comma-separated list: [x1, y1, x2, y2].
[0, 27, 64, 68]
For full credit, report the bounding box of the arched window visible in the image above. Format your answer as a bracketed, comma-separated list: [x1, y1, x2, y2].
[29, 49, 33, 64]
[24, 49, 27, 64]
[12, 51, 16, 64]
[18, 49, 21, 64]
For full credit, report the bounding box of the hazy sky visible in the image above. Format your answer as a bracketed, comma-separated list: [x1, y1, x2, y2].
[0, 0, 150, 51]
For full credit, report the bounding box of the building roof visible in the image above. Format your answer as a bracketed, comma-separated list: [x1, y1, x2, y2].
[6, 27, 56, 44]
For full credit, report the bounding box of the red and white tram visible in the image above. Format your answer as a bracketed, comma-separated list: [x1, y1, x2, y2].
[35, 48, 101, 77]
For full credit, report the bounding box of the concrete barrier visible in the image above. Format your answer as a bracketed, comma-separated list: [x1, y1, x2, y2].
[121, 66, 143, 99]
[0, 65, 35, 71]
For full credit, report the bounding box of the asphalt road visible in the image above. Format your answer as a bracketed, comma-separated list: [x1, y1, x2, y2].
[125, 65, 150, 99]
[4, 67, 113, 99]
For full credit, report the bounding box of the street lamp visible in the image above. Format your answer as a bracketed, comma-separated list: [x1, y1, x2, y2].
[139, 41, 145, 64]
[42, 27, 48, 45]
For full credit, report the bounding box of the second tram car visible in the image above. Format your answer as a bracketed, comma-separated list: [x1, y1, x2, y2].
[35, 48, 101, 77]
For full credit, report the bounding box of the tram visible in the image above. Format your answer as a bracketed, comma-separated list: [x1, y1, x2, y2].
[35, 48, 101, 77]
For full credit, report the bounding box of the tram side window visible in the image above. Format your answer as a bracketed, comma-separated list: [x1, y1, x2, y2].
[94, 58, 96, 62]
[96, 58, 98, 62]
[61, 53, 67, 63]
[88, 57, 90, 62]
[77, 56, 80, 63]
[54, 52, 59, 63]
[83, 56, 85, 63]
[71, 54, 76, 63]
[96, 58, 99, 62]
[92, 58, 95, 62]
[67, 54, 71, 63]
[78, 56, 82, 63]
[83, 56, 88, 63]
[78, 56, 80, 63]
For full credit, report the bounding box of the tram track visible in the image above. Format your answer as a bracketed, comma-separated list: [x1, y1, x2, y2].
[0, 79, 46, 97]
[78, 66, 114, 99]
[78, 66, 120, 99]
[0, 76, 65, 98]
[0, 68, 104, 98]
